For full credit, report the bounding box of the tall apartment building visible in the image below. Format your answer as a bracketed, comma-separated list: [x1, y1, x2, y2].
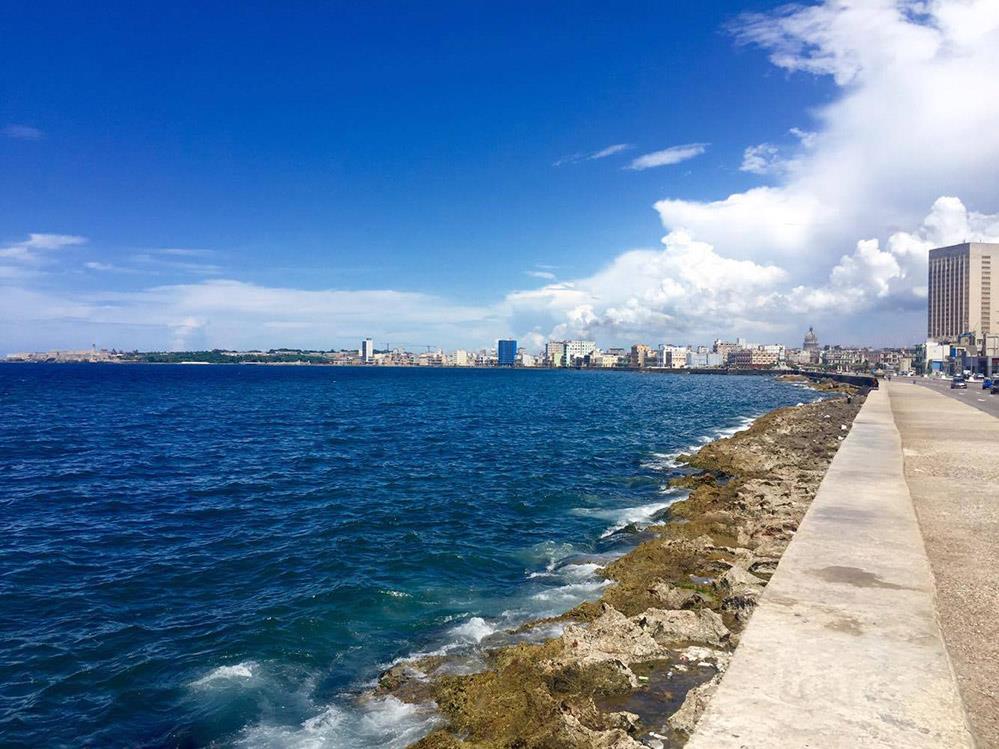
[927, 243, 999, 341]
[497, 339, 517, 366]
[361, 337, 374, 362]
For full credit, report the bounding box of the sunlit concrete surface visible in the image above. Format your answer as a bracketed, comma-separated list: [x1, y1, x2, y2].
[889, 381, 999, 748]
[686, 387, 974, 748]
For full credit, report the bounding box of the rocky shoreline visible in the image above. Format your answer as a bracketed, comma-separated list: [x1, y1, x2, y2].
[376, 377, 865, 749]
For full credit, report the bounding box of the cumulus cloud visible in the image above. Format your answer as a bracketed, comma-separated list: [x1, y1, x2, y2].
[504, 195, 998, 344]
[505, 230, 787, 341]
[554, 143, 632, 166]
[789, 196, 999, 315]
[659, 0, 999, 272]
[627, 143, 708, 171]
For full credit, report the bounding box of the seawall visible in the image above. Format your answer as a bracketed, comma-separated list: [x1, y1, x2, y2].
[685, 387, 972, 747]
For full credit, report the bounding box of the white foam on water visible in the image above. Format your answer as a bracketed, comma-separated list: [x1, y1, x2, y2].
[558, 562, 602, 580]
[529, 578, 611, 607]
[640, 450, 682, 470]
[239, 695, 441, 749]
[380, 589, 411, 598]
[592, 495, 683, 538]
[448, 616, 497, 644]
[190, 661, 257, 688]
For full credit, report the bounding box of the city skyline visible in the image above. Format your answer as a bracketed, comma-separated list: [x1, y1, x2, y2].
[3, 1, 999, 353]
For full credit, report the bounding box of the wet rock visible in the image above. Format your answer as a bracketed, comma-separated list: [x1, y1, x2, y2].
[561, 708, 647, 749]
[666, 672, 723, 736]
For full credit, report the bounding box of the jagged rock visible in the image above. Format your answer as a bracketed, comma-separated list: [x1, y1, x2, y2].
[637, 608, 730, 647]
[604, 710, 641, 732]
[559, 605, 729, 670]
[748, 556, 780, 576]
[666, 673, 723, 736]
[561, 708, 647, 749]
[717, 564, 765, 592]
[676, 645, 731, 670]
[649, 581, 707, 609]
[716, 563, 766, 621]
[560, 604, 666, 665]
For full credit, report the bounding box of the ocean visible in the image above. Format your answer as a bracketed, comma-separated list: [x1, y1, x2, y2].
[0, 364, 821, 747]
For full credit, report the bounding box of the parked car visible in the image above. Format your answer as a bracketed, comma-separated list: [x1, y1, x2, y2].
[951, 377, 968, 389]
[984, 378, 993, 390]
[992, 383, 999, 395]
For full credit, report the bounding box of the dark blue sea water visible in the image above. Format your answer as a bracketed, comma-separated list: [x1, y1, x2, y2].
[0, 364, 821, 748]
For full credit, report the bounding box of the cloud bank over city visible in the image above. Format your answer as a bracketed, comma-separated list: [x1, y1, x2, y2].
[3, 0, 999, 352]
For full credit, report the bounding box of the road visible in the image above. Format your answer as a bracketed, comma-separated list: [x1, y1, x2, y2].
[894, 376, 999, 418]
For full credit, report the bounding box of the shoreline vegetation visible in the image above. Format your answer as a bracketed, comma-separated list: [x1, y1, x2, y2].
[371, 376, 863, 749]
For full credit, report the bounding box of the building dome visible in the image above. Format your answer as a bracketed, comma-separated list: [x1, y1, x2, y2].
[803, 326, 819, 351]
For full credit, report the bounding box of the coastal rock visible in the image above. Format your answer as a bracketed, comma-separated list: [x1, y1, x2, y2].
[716, 565, 766, 623]
[637, 608, 730, 647]
[649, 581, 706, 610]
[560, 604, 666, 665]
[717, 564, 765, 592]
[666, 673, 723, 736]
[559, 605, 730, 670]
[561, 708, 647, 749]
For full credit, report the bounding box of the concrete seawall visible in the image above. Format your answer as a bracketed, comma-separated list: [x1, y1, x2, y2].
[685, 387, 973, 748]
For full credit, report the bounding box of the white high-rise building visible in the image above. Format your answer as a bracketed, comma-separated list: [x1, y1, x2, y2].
[564, 340, 597, 364]
[361, 338, 374, 363]
[928, 242, 999, 341]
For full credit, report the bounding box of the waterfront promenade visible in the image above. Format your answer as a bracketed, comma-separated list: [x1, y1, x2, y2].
[889, 382, 999, 746]
[686, 384, 997, 748]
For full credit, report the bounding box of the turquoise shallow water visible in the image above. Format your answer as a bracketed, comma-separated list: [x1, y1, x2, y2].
[0, 364, 820, 747]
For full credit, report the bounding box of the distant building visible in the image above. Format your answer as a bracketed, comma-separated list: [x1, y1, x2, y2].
[545, 341, 567, 367]
[361, 338, 374, 363]
[659, 345, 688, 368]
[803, 326, 819, 352]
[497, 339, 517, 366]
[686, 351, 708, 368]
[928, 242, 999, 342]
[730, 348, 779, 368]
[565, 340, 597, 365]
[630, 343, 653, 367]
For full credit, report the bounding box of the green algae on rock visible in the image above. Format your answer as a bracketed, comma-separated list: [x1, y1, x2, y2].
[393, 390, 865, 749]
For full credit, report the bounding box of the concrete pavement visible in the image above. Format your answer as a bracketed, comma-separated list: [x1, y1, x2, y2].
[900, 376, 999, 419]
[888, 382, 999, 747]
[686, 387, 974, 748]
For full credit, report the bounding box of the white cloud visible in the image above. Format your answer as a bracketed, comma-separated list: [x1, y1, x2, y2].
[640, 0, 999, 342]
[740, 143, 783, 175]
[627, 143, 708, 171]
[0, 233, 86, 262]
[554, 143, 632, 167]
[0, 279, 502, 352]
[524, 270, 556, 280]
[1, 124, 43, 140]
[789, 196, 999, 315]
[505, 230, 787, 341]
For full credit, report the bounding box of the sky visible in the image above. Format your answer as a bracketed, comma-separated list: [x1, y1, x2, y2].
[3, 0, 999, 353]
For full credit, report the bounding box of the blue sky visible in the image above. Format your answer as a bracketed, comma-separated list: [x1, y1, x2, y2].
[3, 1, 999, 351]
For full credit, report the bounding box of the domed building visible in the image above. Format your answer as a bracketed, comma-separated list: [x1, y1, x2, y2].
[803, 326, 819, 352]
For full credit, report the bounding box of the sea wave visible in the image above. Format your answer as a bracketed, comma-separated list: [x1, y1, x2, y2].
[238, 695, 441, 749]
[190, 662, 257, 689]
